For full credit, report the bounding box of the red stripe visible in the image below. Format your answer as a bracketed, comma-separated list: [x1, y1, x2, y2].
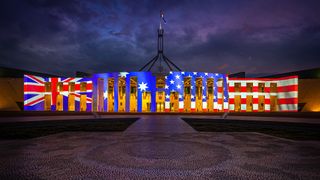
[278, 98, 298, 104]
[25, 96, 44, 106]
[229, 75, 298, 81]
[229, 87, 235, 92]
[241, 98, 246, 104]
[265, 99, 270, 104]
[252, 86, 258, 92]
[63, 85, 69, 91]
[24, 85, 44, 92]
[278, 85, 298, 92]
[265, 87, 270, 92]
[229, 98, 234, 104]
[253, 98, 258, 104]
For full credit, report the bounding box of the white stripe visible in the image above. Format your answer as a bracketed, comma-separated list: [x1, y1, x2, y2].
[203, 102, 207, 109]
[165, 102, 170, 109]
[229, 104, 235, 110]
[224, 102, 228, 110]
[278, 91, 298, 99]
[265, 82, 270, 87]
[253, 104, 258, 110]
[278, 78, 298, 87]
[24, 94, 44, 106]
[229, 81, 234, 87]
[24, 91, 43, 94]
[179, 101, 184, 109]
[241, 104, 246, 111]
[279, 104, 298, 111]
[191, 102, 195, 109]
[229, 93, 234, 98]
[213, 102, 218, 109]
[24, 82, 43, 86]
[265, 104, 270, 111]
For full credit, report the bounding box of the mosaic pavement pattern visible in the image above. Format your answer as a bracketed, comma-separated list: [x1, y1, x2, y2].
[0, 132, 320, 179]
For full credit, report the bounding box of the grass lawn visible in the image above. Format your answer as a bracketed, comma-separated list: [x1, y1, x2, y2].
[182, 118, 320, 140]
[0, 118, 138, 139]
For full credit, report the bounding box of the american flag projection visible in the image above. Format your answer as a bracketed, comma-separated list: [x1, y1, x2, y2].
[24, 75, 93, 111]
[164, 72, 228, 112]
[24, 72, 298, 112]
[228, 76, 298, 112]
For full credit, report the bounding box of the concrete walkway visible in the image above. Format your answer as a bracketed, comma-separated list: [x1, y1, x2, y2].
[124, 115, 196, 134]
[182, 115, 320, 124]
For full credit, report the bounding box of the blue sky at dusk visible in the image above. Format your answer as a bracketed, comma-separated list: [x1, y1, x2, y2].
[0, 0, 320, 76]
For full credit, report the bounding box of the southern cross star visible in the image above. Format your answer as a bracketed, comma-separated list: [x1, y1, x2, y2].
[138, 82, 148, 92]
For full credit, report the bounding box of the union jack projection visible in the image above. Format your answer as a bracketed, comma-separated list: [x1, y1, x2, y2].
[24, 72, 298, 112]
[24, 75, 93, 111]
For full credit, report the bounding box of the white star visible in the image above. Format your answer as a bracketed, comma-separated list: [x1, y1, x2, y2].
[215, 73, 219, 76]
[119, 72, 129, 77]
[224, 96, 226, 100]
[191, 95, 195, 99]
[138, 82, 148, 92]
[191, 85, 194, 89]
[169, 71, 173, 74]
[202, 86, 205, 90]
[104, 91, 108, 99]
[170, 80, 175, 84]
[188, 74, 192, 78]
[165, 76, 167, 79]
[165, 85, 169, 89]
[165, 94, 170, 99]
[193, 72, 197, 75]
[205, 73, 208, 76]
[179, 94, 182, 99]
[181, 72, 185, 75]
[175, 75, 180, 79]
[214, 95, 216, 99]
[176, 84, 181, 89]
[203, 95, 206, 99]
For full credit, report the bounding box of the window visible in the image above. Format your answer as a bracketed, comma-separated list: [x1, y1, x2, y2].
[270, 83, 277, 93]
[69, 82, 75, 92]
[45, 82, 51, 92]
[235, 83, 241, 92]
[80, 82, 87, 92]
[57, 82, 63, 92]
[246, 83, 253, 92]
[258, 83, 265, 92]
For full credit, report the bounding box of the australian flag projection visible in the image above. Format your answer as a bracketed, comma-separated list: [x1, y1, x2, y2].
[92, 71, 156, 112]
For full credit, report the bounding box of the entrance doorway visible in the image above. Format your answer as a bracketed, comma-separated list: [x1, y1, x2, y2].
[108, 78, 114, 112]
[170, 91, 179, 112]
[195, 78, 202, 112]
[184, 77, 191, 112]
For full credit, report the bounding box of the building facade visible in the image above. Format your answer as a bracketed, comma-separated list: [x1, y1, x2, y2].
[23, 71, 298, 112]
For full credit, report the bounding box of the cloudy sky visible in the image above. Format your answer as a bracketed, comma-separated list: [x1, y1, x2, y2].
[0, 0, 320, 76]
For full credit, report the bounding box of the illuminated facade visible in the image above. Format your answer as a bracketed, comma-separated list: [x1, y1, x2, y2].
[23, 72, 298, 112]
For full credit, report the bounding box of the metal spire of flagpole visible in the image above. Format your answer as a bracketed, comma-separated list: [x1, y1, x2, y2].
[139, 10, 181, 73]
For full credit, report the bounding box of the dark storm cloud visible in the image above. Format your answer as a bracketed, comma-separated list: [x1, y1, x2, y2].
[0, 0, 319, 76]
